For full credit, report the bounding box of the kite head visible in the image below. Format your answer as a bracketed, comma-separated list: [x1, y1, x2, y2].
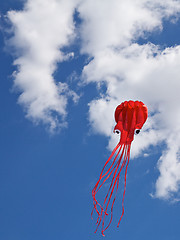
[114, 100, 148, 144]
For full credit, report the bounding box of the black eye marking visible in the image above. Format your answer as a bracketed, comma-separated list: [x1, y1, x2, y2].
[115, 130, 120, 134]
[135, 129, 140, 135]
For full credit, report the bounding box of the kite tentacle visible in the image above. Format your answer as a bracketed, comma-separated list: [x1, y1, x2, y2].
[117, 143, 131, 227]
[94, 144, 125, 234]
[102, 144, 129, 235]
[91, 143, 121, 219]
[92, 143, 131, 236]
[95, 144, 123, 194]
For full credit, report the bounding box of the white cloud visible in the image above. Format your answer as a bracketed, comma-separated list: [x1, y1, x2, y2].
[7, 0, 79, 132]
[78, 0, 180, 200]
[5, 0, 180, 200]
[78, 0, 180, 55]
[155, 133, 180, 199]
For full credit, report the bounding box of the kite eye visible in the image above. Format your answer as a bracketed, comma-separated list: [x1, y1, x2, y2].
[135, 129, 140, 135]
[114, 129, 120, 134]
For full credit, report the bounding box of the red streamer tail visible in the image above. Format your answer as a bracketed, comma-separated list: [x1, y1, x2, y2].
[92, 143, 131, 236]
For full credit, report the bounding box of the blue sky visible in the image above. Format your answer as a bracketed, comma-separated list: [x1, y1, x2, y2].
[0, 0, 180, 239]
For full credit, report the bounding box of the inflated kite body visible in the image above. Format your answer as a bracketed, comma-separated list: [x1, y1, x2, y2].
[92, 100, 148, 236]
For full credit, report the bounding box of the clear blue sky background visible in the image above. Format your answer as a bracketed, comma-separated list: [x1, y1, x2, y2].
[0, 1, 180, 240]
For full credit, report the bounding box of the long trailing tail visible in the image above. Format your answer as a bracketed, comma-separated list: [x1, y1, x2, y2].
[91, 142, 131, 236]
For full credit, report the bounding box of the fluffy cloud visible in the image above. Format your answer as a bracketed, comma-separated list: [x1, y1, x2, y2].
[6, 0, 180, 200]
[78, 0, 180, 54]
[155, 133, 180, 199]
[7, 0, 79, 132]
[78, 0, 180, 199]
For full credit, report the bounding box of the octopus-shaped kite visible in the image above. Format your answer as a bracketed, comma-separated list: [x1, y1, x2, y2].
[92, 100, 148, 236]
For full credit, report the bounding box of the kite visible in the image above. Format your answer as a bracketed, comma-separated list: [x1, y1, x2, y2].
[91, 100, 148, 236]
